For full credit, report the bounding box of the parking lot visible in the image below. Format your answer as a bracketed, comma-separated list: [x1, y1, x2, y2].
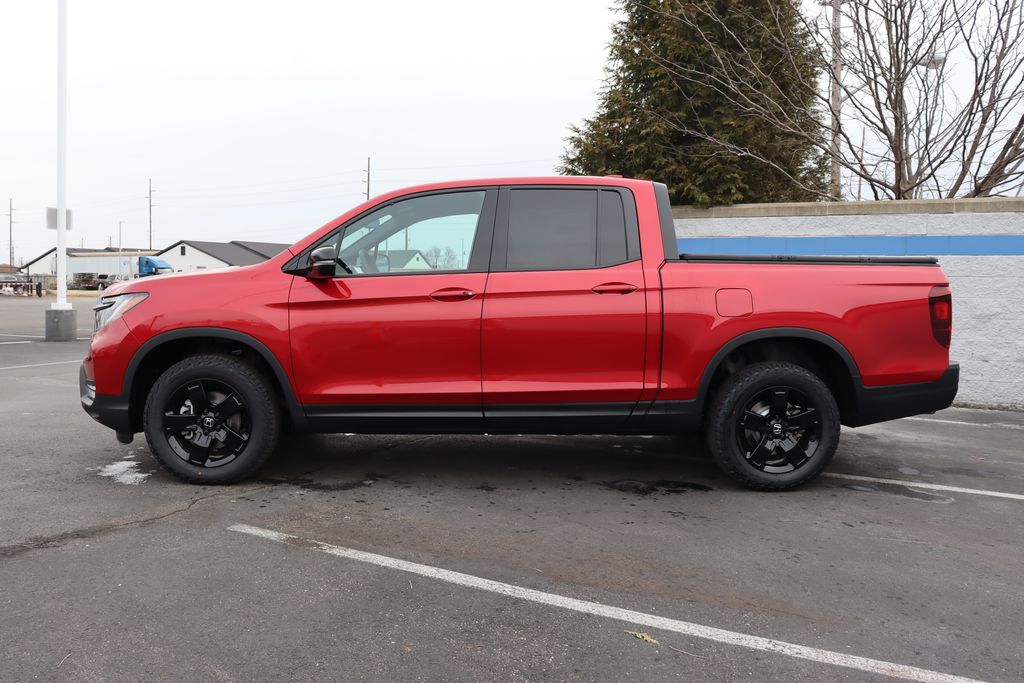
[1, 295, 1022, 682]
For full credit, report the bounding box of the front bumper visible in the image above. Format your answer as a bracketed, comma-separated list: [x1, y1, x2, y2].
[846, 363, 959, 427]
[80, 364, 133, 434]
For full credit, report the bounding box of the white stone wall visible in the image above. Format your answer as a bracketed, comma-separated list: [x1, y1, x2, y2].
[674, 209, 1024, 410]
[675, 211, 1024, 237]
[939, 256, 1024, 409]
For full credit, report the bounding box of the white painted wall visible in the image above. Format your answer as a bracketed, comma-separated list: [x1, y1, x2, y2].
[674, 209, 1024, 410]
[156, 244, 230, 273]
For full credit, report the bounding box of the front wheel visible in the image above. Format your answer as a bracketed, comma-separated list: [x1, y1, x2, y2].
[143, 354, 280, 484]
[706, 362, 840, 490]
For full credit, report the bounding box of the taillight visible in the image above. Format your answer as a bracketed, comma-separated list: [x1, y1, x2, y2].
[929, 286, 952, 347]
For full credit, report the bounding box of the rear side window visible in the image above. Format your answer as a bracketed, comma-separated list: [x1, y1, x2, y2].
[598, 190, 627, 266]
[504, 188, 639, 271]
[507, 189, 596, 270]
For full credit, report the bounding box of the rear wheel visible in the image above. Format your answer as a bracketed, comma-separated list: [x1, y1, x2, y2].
[143, 354, 280, 484]
[706, 362, 839, 490]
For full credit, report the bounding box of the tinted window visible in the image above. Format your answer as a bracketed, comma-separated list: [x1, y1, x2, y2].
[597, 190, 627, 266]
[507, 189, 597, 270]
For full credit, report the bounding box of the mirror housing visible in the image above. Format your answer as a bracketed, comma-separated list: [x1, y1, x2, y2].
[307, 245, 337, 280]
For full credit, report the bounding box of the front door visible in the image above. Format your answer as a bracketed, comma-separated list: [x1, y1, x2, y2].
[481, 186, 647, 431]
[289, 188, 496, 430]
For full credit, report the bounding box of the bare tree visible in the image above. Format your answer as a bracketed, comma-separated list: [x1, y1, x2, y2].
[629, 0, 1024, 200]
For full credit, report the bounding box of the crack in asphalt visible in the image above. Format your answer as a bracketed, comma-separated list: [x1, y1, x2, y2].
[0, 485, 268, 562]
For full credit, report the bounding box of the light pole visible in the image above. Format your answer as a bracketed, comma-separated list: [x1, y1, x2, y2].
[45, 0, 76, 340]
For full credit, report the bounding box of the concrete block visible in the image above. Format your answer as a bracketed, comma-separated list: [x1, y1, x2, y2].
[44, 308, 78, 341]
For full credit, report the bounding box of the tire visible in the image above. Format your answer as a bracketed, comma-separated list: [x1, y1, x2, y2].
[97, 283, 105, 291]
[705, 362, 840, 491]
[143, 353, 280, 484]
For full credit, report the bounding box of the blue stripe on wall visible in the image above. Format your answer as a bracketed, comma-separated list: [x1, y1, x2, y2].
[676, 234, 1024, 256]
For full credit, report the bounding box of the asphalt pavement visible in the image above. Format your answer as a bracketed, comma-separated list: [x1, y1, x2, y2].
[1, 296, 1022, 682]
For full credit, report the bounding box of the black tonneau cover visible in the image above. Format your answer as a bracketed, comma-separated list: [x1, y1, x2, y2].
[677, 254, 939, 266]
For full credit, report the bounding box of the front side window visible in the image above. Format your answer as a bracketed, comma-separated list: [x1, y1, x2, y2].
[320, 191, 486, 277]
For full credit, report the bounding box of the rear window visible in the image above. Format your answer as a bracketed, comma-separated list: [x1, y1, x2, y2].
[505, 188, 638, 271]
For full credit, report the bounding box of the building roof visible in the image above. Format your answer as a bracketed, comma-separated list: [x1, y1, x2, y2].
[158, 240, 291, 267]
[233, 241, 291, 259]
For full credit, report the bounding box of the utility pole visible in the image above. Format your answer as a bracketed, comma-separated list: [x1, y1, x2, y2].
[118, 220, 124, 278]
[107, 235, 113, 248]
[829, 0, 842, 200]
[4, 199, 13, 267]
[146, 178, 155, 250]
[362, 157, 371, 201]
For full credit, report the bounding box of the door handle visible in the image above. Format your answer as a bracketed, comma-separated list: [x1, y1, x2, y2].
[592, 282, 638, 295]
[430, 287, 477, 302]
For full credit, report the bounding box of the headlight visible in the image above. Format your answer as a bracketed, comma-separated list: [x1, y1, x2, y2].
[93, 292, 148, 331]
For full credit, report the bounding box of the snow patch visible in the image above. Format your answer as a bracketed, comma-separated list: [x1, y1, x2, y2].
[97, 459, 150, 485]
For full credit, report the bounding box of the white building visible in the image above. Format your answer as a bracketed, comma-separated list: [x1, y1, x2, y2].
[21, 247, 157, 286]
[156, 240, 290, 273]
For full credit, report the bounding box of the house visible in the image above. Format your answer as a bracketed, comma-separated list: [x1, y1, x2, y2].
[156, 240, 291, 273]
[381, 249, 434, 271]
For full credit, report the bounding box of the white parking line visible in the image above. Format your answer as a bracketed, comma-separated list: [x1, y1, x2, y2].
[0, 359, 81, 371]
[0, 341, 32, 345]
[0, 333, 90, 340]
[902, 416, 1024, 431]
[229, 523, 982, 683]
[824, 472, 1024, 501]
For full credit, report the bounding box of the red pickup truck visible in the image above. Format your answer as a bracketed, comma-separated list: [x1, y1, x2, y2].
[81, 177, 957, 489]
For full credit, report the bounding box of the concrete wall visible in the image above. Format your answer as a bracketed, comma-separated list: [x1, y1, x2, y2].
[673, 198, 1024, 410]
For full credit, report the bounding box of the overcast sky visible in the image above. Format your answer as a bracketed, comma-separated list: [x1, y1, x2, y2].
[0, 1, 617, 263]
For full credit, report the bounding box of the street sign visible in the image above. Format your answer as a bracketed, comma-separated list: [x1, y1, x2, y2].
[46, 207, 73, 230]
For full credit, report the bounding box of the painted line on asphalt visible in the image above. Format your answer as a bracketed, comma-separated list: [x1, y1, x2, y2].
[0, 341, 32, 345]
[229, 523, 982, 683]
[902, 416, 1024, 431]
[0, 333, 89, 340]
[824, 472, 1024, 501]
[0, 359, 81, 371]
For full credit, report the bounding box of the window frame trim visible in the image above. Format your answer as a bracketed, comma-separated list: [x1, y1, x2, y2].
[282, 187, 499, 279]
[489, 184, 642, 273]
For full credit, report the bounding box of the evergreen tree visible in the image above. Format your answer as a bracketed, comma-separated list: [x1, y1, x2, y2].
[561, 0, 827, 206]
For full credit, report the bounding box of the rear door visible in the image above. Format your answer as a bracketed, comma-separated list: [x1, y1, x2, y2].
[481, 186, 647, 431]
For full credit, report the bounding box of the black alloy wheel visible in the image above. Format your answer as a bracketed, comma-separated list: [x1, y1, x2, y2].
[706, 361, 840, 490]
[143, 353, 280, 484]
[162, 378, 250, 467]
[735, 386, 821, 473]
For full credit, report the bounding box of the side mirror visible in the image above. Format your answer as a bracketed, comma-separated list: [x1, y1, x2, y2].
[307, 245, 337, 280]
